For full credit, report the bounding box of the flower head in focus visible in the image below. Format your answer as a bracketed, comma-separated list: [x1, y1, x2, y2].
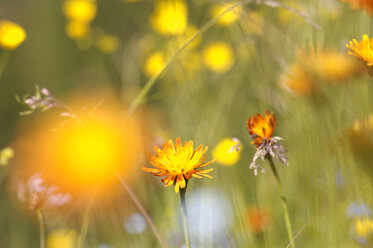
[47, 229, 77, 248]
[150, 0, 188, 36]
[16, 86, 58, 115]
[213, 138, 242, 166]
[143, 138, 215, 193]
[247, 111, 288, 175]
[346, 35, 373, 75]
[0, 20, 26, 50]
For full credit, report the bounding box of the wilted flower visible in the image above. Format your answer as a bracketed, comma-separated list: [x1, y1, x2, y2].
[17, 173, 71, 211]
[143, 138, 215, 193]
[213, 138, 242, 166]
[17, 86, 58, 115]
[211, 2, 242, 27]
[0, 147, 14, 166]
[247, 111, 288, 175]
[143, 50, 167, 77]
[150, 0, 188, 36]
[247, 207, 271, 234]
[0, 20, 26, 50]
[46, 229, 77, 248]
[202, 41, 235, 73]
[346, 35, 373, 75]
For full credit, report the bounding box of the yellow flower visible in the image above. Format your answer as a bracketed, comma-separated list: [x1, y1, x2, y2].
[0, 147, 14, 166]
[203, 41, 235, 73]
[308, 49, 363, 83]
[346, 35, 373, 67]
[143, 51, 166, 77]
[211, 2, 242, 27]
[247, 111, 277, 148]
[354, 218, 373, 238]
[65, 21, 90, 40]
[150, 0, 188, 36]
[143, 138, 215, 193]
[0, 20, 26, 50]
[63, 0, 97, 23]
[47, 229, 77, 248]
[96, 34, 119, 54]
[280, 64, 317, 96]
[213, 138, 241, 166]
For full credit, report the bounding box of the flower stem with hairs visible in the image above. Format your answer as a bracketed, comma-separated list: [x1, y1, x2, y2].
[36, 209, 45, 248]
[180, 180, 191, 248]
[268, 156, 295, 248]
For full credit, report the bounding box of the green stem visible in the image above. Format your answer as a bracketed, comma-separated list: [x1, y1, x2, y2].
[0, 50, 11, 80]
[36, 209, 45, 248]
[114, 169, 169, 248]
[267, 156, 295, 248]
[77, 192, 96, 248]
[180, 182, 191, 248]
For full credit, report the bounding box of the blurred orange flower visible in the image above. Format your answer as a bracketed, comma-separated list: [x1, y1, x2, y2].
[143, 138, 215, 193]
[248, 207, 271, 234]
[247, 111, 277, 148]
[341, 0, 373, 14]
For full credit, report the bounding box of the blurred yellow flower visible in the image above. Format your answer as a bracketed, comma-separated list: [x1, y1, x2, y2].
[211, 2, 242, 27]
[143, 51, 166, 77]
[347, 35, 373, 69]
[0, 20, 26, 50]
[150, 0, 188, 36]
[213, 138, 241, 166]
[96, 34, 119, 54]
[47, 229, 77, 248]
[281, 64, 317, 96]
[65, 21, 90, 40]
[203, 41, 235, 73]
[0, 147, 14, 166]
[308, 49, 364, 83]
[143, 138, 215, 193]
[247, 111, 276, 148]
[354, 217, 373, 238]
[63, 0, 97, 23]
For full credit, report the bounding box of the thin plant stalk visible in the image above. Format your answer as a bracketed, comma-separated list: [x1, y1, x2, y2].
[36, 209, 45, 248]
[179, 183, 191, 248]
[127, 0, 319, 114]
[77, 191, 96, 248]
[114, 169, 169, 248]
[0, 50, 11, 80]
[267, 156, 295, 248]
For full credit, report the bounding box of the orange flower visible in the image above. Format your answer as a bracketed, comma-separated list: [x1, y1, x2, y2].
[247, 111, 277, 147]
[143, 138, 215, 193]
[248, 207, 271, 234]
[341, 0, 373, 14]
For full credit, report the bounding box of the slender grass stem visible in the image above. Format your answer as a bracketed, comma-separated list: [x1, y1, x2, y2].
[179, 184, 191, 248]
[127, 0, 318, 114]
[114, 169, 169, 248]
[36, 209, 45, 248]
[267, 156, 295, 248]
[0, 50, 11, 80]
[77, 191, 96, 248]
